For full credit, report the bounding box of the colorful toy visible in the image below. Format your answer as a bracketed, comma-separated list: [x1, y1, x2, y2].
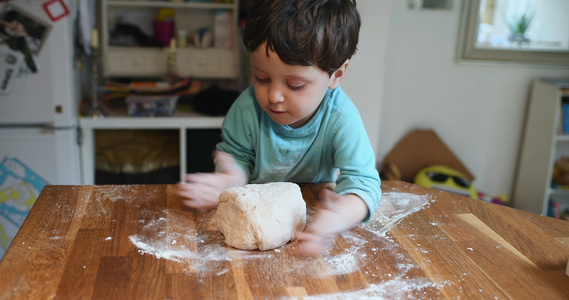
[477, 191, 508, 206]
[414, 164, 478, 199]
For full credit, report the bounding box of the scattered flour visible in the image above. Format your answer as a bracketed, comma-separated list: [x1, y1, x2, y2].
[126, 191, 449, 298]
[321, 245, 361, 275]
[295, 192, 433, 277]
[128, 209, 197, 264]
[305, 277, 438, 300]
[95, 185, 140, 203]
[129, 234, 197, 262]
[91, 185, 154, 216]
[361, 192, 433, 237]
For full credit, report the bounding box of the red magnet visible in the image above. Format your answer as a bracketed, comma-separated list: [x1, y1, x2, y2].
[43, 0, 70, 22]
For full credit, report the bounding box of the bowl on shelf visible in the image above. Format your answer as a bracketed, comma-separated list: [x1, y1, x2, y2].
[126, 95, 179, 117]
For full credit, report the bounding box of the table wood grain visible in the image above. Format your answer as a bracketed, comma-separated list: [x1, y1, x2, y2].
[0, 181, 568, 299]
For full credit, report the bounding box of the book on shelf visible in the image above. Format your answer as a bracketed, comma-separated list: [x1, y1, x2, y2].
[549, 200, 560, 219]
[560, 97, 569, 134]
[548, 195, 569, 220]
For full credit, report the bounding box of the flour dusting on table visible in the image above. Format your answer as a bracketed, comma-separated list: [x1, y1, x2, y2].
[302, 192, 432, 277]
[127, 191, 447, 298]
[363, 192, 433, 237]
[129, 211, 197, 263]
[305, 277, 438, 300]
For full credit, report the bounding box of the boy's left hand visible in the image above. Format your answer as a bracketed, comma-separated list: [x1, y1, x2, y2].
[177, 151, 247, 210]
[296, 189, 368, 256]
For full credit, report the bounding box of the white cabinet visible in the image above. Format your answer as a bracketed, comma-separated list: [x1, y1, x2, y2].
[80, 114, 224, 185]
[514, 79, 569, 216]
[101, 0, 240, 78]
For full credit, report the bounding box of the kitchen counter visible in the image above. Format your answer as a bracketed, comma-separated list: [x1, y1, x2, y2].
[1, 181, 568, 299]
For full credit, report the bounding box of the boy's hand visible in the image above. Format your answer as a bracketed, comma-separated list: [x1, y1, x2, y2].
[296, 189, 368, 256]
[177, 151, 247, 210]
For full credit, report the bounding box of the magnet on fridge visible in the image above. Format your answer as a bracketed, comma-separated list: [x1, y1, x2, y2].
[43, 0, 70, 22]
[0, 45, 23, 95]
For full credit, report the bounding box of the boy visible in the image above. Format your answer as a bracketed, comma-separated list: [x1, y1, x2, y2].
[177, 0, 381, 255]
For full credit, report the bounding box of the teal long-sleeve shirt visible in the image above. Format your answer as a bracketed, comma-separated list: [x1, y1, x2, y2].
[217, 86, 381, 219]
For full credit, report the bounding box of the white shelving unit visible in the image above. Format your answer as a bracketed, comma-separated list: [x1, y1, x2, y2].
[101, 0, 240, 78]
[80, 113, 224, 185]
[79, 1, 242, 184]
[513, 79, 569, 216]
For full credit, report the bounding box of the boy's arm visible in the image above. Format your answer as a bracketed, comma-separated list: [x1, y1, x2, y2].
[177, 89, 257, 210]
[216, 88, 257, 176]
[177, 151, 248, 210]
[332, 114, 382, 220]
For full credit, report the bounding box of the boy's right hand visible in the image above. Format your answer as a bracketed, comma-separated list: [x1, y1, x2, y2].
[177, 151, 247, 210]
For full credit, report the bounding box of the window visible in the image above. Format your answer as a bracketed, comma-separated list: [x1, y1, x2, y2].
[459, 0, 569, 65]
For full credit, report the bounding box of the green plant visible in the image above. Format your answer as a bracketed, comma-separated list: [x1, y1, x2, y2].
[509, 12, 533, 35]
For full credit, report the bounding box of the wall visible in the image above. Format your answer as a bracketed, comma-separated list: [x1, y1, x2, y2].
[346, 0, 569, 200]
[341, 0, 391, 163]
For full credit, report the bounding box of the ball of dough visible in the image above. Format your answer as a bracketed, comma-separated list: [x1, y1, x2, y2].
[217, 182, 306, 251]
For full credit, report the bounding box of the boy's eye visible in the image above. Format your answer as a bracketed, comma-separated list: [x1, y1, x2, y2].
[287, 80, 306, 91]
[288, 84, 305, 91]
[254, 76, 270, 84]
[253, 75, 304, 91]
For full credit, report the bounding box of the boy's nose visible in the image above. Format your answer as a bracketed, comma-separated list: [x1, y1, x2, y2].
[268, 86, 285, 104]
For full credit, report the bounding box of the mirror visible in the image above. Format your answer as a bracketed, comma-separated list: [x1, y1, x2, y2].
[460, 0, 569, 65]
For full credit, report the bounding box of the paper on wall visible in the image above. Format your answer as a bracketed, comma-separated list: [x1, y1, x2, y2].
[0, 157, 49, 259]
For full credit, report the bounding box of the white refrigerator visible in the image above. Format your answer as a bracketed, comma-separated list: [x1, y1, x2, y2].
[0, 0, 83, 258]
[0, 0, 81, 186]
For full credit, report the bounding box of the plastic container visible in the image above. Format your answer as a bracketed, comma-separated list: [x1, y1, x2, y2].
[126, 95, 178, 117]
[153, 19, 175, 47]
[177, 29, 187, 48]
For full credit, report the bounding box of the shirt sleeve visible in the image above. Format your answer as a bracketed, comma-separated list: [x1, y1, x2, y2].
[216, 89, 258, 180]
[332, 107, 382, 221]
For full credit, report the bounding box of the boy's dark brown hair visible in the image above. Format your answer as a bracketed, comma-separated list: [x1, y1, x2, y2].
[243, 0, 361, 76]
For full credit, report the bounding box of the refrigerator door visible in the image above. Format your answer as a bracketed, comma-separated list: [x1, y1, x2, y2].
[0, 1, 77, 128]
[0, 127, 81, 185]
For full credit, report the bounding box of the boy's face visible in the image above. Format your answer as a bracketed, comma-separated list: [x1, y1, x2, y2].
[250, 45, 345, 129]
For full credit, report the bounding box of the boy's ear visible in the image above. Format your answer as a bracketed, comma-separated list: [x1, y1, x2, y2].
[329, 59, 350, 89]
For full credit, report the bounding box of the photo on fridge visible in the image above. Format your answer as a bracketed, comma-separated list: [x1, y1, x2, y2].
[0, 3, 51, 74]
[0, 3, 50, 55]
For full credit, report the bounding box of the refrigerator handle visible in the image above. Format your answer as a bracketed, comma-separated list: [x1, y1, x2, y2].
[77, 126, 83, 146]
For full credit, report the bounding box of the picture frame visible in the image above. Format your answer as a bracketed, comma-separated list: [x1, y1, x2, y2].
[458, 0, 569, 65]
[0, 3, 51, 56]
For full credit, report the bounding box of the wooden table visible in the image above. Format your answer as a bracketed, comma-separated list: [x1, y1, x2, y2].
[1, 181, 568, 299]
